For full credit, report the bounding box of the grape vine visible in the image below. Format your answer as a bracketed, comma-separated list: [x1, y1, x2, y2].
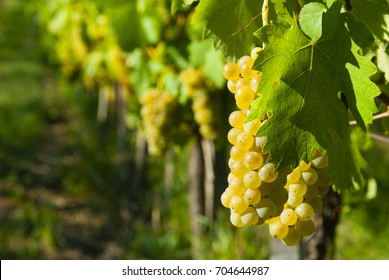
[35, 0, 389, 251]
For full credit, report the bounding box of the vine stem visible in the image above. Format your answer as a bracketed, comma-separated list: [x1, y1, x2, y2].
[262, 0, 269, 26]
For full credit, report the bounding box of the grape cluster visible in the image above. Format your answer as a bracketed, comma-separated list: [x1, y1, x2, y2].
[221, 49, 331, 246]
[140, 88, 178, 156]
[180, 68, 219, 140]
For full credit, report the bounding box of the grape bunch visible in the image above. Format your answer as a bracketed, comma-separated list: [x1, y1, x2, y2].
[221, 49, 331, 246]
[180, 68, 219, 140]
[140, 88, 178, 156]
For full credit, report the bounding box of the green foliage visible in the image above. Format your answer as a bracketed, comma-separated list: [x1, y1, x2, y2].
[192, 0, 263, 58]
[248, 0, 380, 190]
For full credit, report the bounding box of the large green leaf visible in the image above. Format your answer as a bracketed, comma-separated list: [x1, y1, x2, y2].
[191, 0, 263, 58]
[249, 0, 380, 190]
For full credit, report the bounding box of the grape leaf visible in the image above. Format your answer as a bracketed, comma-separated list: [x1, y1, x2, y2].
[250, 0, 380, 190]
[350, 0, 389, 43]
[191, 0, 263, 58]
[299, 2, 327, 41]
[188, 39, 225, 87]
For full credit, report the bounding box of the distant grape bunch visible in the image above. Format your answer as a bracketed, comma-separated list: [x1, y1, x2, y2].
[140, 88, 178, 156]
[180, 68, 219, 140]
[221, 49, 331, 246]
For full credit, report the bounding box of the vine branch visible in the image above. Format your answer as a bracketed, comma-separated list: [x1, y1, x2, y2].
[349, 92, 389, 126]
[349, 110, 389, 126]
[370, 132, 389, 143]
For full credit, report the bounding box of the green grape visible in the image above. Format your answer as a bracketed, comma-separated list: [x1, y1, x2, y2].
[282, 227, 301, 246]
[258, 163, 278, 183]
[227, 127, 243, 145]
[301, 168, 318, 185]
[235, 131, 254, 150]
[243, 170, 262, 189]
[287, 194, 304, 208]
[229, 195, 249, 214]
[230, 211, 244, 227]
[288, 181, 308, 197]
[255, 198, 277, 220]
[223, 62, 240, 81]
[229, 110, 247, 128]
[306, 197, 323, 213]
[241, 206, 259, 226]
[230, 160, 250, 178]
[295, 220, 315, 236]
[318, 183, 331, 196]
[258, 182, 273, 197]
[304, 184, 319, 199]
[269, 220, 289, 239]
[269, 188, 288, 207]
[280, 208, 298, 226]
[244, 187, 261, 205]
[243, 151, 263, 170]
[295, 202, 315, 221]
[230, 145, 246, 161]
[316, 168, 331, 187]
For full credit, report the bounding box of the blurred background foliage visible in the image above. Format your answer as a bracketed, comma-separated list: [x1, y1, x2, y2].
[0, 0, 388, 260]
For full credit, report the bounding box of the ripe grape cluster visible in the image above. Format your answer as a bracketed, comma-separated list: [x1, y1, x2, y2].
[140, 88, 178, 156]
[180, 68, 219, 140]
[221, 49, 331, 246]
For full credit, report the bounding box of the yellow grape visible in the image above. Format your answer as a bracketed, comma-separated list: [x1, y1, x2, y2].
[280, 208, 298, 226]
[240, 206, 259, 226]
[227, 127, 243, 145]
[295, 202, 315, 221]
[288, 180, 308, 197]
[235, 86, 255, 110]
[223, 62, 240, 81]
[228, 110, 247, 128]
[258, 163, 278, 183]
[269, 220, 289, 239]
[230, 211, 244, 227]
[230, 145, 246, 160]
[243, 119, 261, 135]
[243, 170, 262, 189]
[301, 168, 318, 185]
[243, 151, 264, 170]
[230, 160, 250, 178]
[244, 188, 261, 205]
[229, 195, 249, 214]
[235, 131, 254, 150]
